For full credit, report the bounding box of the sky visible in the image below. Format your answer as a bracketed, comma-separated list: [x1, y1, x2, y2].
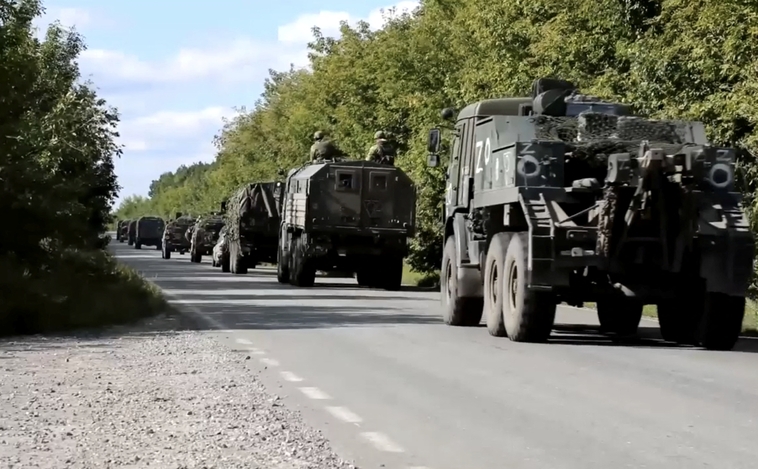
[33, 0, 419, 206]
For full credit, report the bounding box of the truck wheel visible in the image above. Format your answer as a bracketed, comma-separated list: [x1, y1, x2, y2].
[290, 236, 315, 287]
[596, 298, 643, 336]
[162, 247, 171, 259]
[134, 240, 141, 249]
[196, 252, 203, 263]
[502, 232, 556, 342]
[276, 245, 290, 283]
[698, 292, 745, 350]
[483, 232, 509, 337]
[221, 252, 230, 272]
[379, 255, 403, 291]
[441, 236, 483, 326]
[128, 238, 133, 246]
[231, 245, 247, 274]
[356, 267, 375, 287]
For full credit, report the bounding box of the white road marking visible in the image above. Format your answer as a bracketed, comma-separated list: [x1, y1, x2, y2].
[260, 358, 279, 366]
[298, 387, 331, 400]
[325, 406, 362, 424]
[235, 338, 252, 345]
[280, 371, 303, 382]
[360, 432, 404, 453]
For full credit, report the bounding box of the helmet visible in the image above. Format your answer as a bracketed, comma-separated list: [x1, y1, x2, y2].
[313, 131, 324, 140]
[374, 131, 385, 139]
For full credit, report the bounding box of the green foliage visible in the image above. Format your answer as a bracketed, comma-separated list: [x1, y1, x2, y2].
[1, 0, 167, 335]
[115, 0, 758, 278]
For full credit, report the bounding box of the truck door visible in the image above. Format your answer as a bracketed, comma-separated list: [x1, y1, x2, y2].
[456, 120, 471, 208]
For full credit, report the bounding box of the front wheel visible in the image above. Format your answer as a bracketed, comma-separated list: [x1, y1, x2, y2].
[276, 244, 290, 283]
[440, 236, 482, 327]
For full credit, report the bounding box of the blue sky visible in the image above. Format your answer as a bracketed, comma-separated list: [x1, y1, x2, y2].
[33, 0, 418, 206]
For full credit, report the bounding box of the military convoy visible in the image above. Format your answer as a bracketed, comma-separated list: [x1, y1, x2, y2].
[425, 78, 754, 350]
[277, 160, 416, 290]
[221, 182, 283, 274]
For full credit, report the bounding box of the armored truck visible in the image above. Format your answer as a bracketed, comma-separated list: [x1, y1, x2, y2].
[189, 213, 225, 263]
[277, 160, 416, 290]
[426, 77, 754, 351]
[161, 213, 194, 259]
[127, 220, 137, 245]
[116, 219, 130, 242]
[222, 182, 283, 274]
[133, 216, 165, 249]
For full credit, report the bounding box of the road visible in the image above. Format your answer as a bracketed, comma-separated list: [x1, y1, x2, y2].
[110, 238, 758, 469]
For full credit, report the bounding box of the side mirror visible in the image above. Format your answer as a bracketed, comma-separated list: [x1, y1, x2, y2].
[427, 154, 439, 167]
[175, 212, 182, 218]
[427, 128, 441, 153]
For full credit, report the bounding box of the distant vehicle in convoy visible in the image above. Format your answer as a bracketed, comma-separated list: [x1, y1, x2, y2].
[116, 219, 130, 242]
[426, 77, 754, 350]
[223, 182, 283, 274]
[161, 214, 195, 259]
[188, 213, 225, 263]
[134, 216, 165, 249]
[127, 220, 137, 245]
[277, 159, 416, 290]
[212, 225, 229, 270]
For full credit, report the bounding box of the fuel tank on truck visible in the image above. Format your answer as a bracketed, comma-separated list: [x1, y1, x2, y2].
[284, 160, 416, 235]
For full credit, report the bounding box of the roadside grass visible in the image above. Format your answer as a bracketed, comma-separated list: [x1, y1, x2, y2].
[583, 300, 758, 333]
[402, 264, 440, 288]
[0, 248, 171, 337]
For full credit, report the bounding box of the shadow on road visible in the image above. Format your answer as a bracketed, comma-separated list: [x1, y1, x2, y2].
[550, 324, 758, 353]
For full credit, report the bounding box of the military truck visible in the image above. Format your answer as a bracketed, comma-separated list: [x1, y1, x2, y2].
[133, 216, 165, 249]
[277, 159, 416, 290]
[189, 213, 225, 263]
[127, 220, 137, 245]
[116, 219, 130, 242]
[222, 182, 283, 274]
[426, 77, 754, 351]
[161, 213, 194, 259]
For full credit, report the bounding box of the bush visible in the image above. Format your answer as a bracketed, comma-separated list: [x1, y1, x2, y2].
[0, 0, 167, 335]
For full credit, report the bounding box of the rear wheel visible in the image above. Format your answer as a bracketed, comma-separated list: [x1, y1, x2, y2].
[276, 243, 290, 283]
[289, 236, 315, 287]
[502, 232, 556, 342]
[659, 289, 745, 350]
[221, 251, 230, 272]
[134, 239, 141, 249]
[440, 236, 483, 327]
[483, 232, 509, 337]
[230, 244, 247, 274]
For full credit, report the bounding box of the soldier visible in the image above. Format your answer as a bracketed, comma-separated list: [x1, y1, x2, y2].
[309, 130, 341, 161]
[366, 130, 396, 165]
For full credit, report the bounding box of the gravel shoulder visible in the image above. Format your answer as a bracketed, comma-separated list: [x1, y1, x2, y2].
[0, 312, 356, 468]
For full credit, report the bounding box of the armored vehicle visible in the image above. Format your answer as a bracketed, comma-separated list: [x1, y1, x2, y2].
[222, 182, 283, 274]
[278, 159, 416, 290]
[133, 216, 165, 249]
[127, 220, 137, 245]
[116, 219, 130, 242]
[189, 213, 225, 263]
[161, 213, 194, 259]
[426, 77, 754, 351]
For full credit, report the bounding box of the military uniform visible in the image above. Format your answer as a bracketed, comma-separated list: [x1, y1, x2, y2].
[309, 130, 341, 161]
[366, 131, 396, 165]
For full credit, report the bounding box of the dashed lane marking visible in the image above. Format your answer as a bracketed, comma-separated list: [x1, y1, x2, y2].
[325, 406, 363, 424]
[260, 358, 279, 367]
[235, 338, 252, 345]
[298, 387, 331, 400]
[280, 371, 303, 382]
[360, 432, 404, 453]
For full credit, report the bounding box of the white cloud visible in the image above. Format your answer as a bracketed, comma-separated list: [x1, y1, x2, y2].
[117, 107, 239, 152]
[278, 1, 419, 44]
[55, 7, 92, 27]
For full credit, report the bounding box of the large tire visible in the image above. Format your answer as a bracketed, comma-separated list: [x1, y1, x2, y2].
[483, 232, 509, 337]
[502, 232, 556, 342]
[221, 251, 230, 272]
[596, 298, 644, 336]
[660, 289, 745, 350]
[289, 236, 315, 287]
[276, 244, 290, 283]
[379, 255, 403, 291]
[134, 240, 141, 249]
[162, 247, 171, 259]
[230, 244, 248, 274]
[440, 236, 483, 326]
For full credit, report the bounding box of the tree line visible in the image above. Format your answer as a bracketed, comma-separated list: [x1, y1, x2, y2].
[114, 0, 758, 282]
[1, 0, 166, 335]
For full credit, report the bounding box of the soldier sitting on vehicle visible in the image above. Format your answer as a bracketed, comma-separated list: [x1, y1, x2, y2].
[310, 130, 342, 162]
[366, 130, 396, 165]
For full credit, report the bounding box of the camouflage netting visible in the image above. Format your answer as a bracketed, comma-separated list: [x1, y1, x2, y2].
[534, 113, 699, 164]
[226, 183, 282, 241]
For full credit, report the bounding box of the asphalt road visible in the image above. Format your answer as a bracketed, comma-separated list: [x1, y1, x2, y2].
[110, 237, 758, 469]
